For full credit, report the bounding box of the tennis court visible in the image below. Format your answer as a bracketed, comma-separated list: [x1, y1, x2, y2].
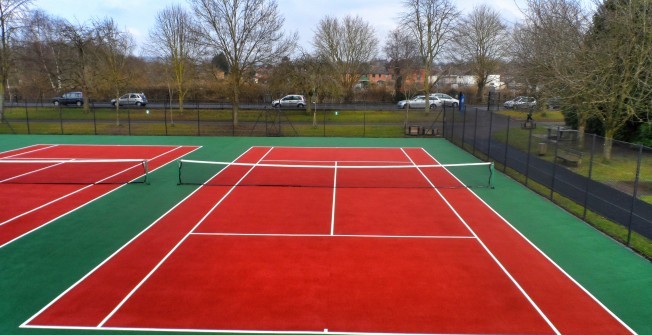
[16, 145, 636, 334]
[0, 144, 199, 248]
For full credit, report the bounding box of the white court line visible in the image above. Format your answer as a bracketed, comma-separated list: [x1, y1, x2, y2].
[0, 143, 44, 156]
[22, 323, 483, 335]
[400, 148, 561, 335]
[261, 159, 412, 164]
[1, 145, 202, 251]
[96, 147, 275, 328]
[190, 232, 476, 240]
[417, 148, 637, 335]
[20, 144, 214, 328]
[1, 144, 59, 158]
[330, 161, 337, 236]
[0, 160, 70, 183]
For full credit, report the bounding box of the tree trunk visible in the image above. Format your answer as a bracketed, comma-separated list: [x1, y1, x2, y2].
[423, 64, 430, 114]
[0, 82, 5, 121]
[603, 129, 615, 161]
[232, 82, 240, 127]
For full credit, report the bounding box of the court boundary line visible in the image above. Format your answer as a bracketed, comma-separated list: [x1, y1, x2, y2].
[190, 232, 476, 239]
[2, 145, 199, 250]
[1, 145, 192, 231]
[95, 147, 275, 327]
[22, 145, 627, 334]
[19, 144, 214, 328]
[0, 143, 44, 155]
[22, 323, 498, 335]
[417, 147, 637, 335]
[400, 148, 561, 335]
[1, 144, 58, 158]
[330, 161, 337, 235]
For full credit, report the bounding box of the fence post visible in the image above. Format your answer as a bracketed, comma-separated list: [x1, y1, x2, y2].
[127, 108, 131, 136]
[25, 103, 31, 134]
[472, 108, 479, 156]
[582, 134, 597, 220]
[525, 126, 533, 186]
[93, 108, 97, 135]
[323, 109, 326, 137]
[59, 107, 64, 135]
[503, 116, 511, 173]
[487, 109, 494, 159]
[450, 106, 455, 142]
[442, 107, 447, 139]
[197, 108, 200, 136]
[164, 103, 169, 136]
[627, 144, 644, 245]
[550, 126, 561, 200]
[461, 108, 467, 149]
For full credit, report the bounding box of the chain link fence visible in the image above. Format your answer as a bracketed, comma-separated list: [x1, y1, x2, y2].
[0, 102, 449, 138]
[2, 102, 649, 253]
[442, 107, 652, 252]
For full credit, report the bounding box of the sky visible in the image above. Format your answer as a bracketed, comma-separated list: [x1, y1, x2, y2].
[33, 0, 527, 55]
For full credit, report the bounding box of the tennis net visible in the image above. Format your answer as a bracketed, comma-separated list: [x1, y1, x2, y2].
[0, 158, 150, 185]
[178, 159, 494, 189]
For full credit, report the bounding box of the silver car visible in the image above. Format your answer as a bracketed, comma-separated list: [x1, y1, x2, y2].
[406, 96, 442, 109]
[272, 95, 306, 108]
[504, 96, 536, 109]
[111, 92, 148, 106]
[432, 93, 459, 107]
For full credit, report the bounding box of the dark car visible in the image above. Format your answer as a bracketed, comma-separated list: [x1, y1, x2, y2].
[52, 92, 84, 106]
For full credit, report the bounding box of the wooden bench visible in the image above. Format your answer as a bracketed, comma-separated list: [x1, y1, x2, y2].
[521, 121, 536, 129]
[556, 148, 583, 167]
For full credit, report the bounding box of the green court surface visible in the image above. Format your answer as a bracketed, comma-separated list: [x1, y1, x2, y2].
[0, 134, 650, 335]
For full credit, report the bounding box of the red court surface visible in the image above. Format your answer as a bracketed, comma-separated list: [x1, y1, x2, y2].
[0, 144, 199, 248]
[22, 146, 635, 334]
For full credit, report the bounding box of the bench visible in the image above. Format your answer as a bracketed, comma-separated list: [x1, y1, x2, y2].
[556, 148, 583, 167]
[406, 125, 421, 136]
[521, 121, 536, 129]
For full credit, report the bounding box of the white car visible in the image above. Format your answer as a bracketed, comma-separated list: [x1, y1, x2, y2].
[272, 95, 306, 108]
[432, 93, 459, 107]
[111, 92, 148, 106]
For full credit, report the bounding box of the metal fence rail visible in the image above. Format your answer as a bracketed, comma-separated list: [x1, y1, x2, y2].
[1, 102, 649, 248]
[442, 107, 652, 245]
[0, 102, 448, 138]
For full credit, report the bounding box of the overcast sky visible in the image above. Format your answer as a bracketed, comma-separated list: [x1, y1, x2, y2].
[33, 0, 527, 55]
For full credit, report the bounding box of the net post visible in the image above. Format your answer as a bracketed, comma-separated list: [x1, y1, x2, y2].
[142, 160, 150, 185]
[489, 162, 495, 189]
[177, 160, 183, 185]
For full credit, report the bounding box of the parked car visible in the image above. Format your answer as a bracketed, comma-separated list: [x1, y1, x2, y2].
[504, 96, 536, 109]
[547, 96, 561, 109]
[405, 96, 442, 109]
[111, 92, 148, 106]
[52, 92, 84, 106]
[397, 95, 424, 109]
[431, 93, 459, 107]
[272, 95, 306, 108]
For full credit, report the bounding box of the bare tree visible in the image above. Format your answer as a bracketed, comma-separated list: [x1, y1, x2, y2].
[16, 9, 65, 97]
[450, 4, 510, 101]
[583, 0, 652, 159]
[148, 4, 203, 116]
[58, 20, 95, 112]
[313, 15, 378, 102]
[93, 18, 134, 125]
[0, 0, 32, 119]
[189, 0, 295, 126]
[401, 0, 459, 112]
[384, 26, 418, 102]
